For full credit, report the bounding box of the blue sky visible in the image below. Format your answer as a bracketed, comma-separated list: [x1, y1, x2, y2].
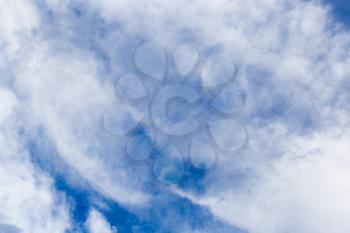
[326, 0, 350, 24]
[1, 1, 350, 233]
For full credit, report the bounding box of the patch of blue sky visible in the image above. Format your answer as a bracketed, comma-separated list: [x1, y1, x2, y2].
[325, 0, 350, 25]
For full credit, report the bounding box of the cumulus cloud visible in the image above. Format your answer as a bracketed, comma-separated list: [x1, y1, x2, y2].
[181, 128, 350, 233]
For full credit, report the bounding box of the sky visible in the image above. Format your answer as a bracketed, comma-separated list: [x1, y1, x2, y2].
[326, 0, 350, 24]
[0, 0, 350, 233]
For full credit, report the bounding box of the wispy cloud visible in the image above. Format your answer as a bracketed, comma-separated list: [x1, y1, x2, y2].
[1, 0, 350, 232]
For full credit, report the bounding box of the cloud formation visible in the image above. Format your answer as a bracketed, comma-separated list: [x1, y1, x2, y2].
[1, 0, 350, 232]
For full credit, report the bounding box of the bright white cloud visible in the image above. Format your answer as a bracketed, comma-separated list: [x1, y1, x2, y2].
[1, 0, 147, 211]
[183, 128, 350, 233]
[0, 0, 39, 59]
[87, 209, 117, 233]
[0, 88, 70, 233]
[13, 43, 148, 204]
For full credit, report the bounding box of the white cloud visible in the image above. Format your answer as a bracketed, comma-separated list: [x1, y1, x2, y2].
[87, 209, 117, 233]
[0, 0, 39, 60]
[1, 0, 147, 215]
[85, 0, 350, 124]
[184, 128, 350, 233]
[13, 43, 148, 204]
[2, 0, 350, 232]
[79, 0, 350, 232]
[0, 3, 72, 232]
[0, 88, 70, 233]
[0, 88, 18, 125]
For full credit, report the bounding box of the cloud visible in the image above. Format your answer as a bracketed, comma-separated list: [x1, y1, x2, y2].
[87, 209, 117, 233]
[183, 128, 350, 233]
[0, 88, 70, 233]
[76, 0, 350, 232]
[0, 0, 39, 60]
[14, 44, 147, 204]
[1, 0, 350, 232]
